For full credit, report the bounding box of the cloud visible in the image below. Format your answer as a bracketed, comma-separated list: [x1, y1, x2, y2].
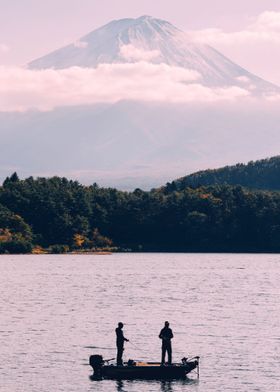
[251, 11, 280, 32]
[120, 44, 160, 61]
[73, 40, 88, 49]
[0, 62, 254, 112]
[187, 11, 280, 45]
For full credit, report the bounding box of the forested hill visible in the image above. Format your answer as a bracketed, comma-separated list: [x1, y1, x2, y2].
[164, 156, 280, 192]
[2, 172, 280, 253]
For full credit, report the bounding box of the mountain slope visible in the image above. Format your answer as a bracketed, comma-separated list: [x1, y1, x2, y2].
[29, 15, 278, 92]
[165, 156, 280, 192]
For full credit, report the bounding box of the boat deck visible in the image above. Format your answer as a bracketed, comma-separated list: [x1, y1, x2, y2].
[135, 362, 161, 367]
[134, 362, 181, 367]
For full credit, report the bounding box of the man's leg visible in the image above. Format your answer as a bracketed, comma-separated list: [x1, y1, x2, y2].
[161, 344, 166, 364]
[167, 344, 172, 365]
[117, 345, 123, 366]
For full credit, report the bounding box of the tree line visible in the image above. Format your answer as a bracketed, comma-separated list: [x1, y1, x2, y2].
[1, 171, 280, 253]
[166, 156, 280, 192]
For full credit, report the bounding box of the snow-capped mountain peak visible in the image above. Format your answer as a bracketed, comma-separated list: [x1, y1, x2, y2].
[29, 16, 278, 92]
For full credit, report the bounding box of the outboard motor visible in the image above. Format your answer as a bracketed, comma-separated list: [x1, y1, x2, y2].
[89, 355, 104, 378]
[182, 356, 200, 378]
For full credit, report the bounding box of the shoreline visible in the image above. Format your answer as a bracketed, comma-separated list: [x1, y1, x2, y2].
[1, 250, 280, 255]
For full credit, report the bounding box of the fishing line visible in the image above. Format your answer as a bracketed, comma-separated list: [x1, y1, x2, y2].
[128, 341, 143, 351]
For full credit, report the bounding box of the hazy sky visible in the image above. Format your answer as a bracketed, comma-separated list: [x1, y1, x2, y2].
[1, 0, 280, 84]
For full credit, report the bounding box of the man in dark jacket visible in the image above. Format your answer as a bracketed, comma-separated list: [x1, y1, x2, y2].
[115, 322, 129, 366]
[159, 321, 173, 365]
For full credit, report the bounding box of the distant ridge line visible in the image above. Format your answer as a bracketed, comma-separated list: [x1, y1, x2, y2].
[165, 156, 280, 192]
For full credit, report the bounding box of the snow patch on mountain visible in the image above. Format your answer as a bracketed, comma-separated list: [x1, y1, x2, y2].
[120, 44, 160, 61]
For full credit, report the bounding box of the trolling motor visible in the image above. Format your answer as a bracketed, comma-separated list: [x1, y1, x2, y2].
[181, 356, 200, 378]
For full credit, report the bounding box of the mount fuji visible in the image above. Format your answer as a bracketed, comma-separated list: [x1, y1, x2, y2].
[29, 15, 278, 93]
[1, 16, 280, 189]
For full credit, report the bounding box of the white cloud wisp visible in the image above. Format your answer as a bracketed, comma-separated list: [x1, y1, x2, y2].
[188, 11, 280, 45]
[0, 62, 252, 112]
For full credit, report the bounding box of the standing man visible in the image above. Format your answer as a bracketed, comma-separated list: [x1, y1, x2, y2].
[159, 321, 173, 365]
[115, 322, 129, 366]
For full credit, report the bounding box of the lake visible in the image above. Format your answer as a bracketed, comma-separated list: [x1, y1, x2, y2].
[0, 253, 279, 392]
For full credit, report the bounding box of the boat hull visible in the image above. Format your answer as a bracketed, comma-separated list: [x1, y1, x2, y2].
[89, 356, 199, 380]
[102, 363, 197, 380]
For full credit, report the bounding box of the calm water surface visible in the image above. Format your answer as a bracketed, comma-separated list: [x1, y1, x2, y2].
[0, 253, 280, 392]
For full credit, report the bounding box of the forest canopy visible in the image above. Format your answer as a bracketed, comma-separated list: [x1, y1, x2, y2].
[1, 158, 280, 254]
[166, 156, 280, 192]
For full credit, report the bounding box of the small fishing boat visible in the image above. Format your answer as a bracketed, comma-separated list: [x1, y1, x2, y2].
[89, 355, 199, 380]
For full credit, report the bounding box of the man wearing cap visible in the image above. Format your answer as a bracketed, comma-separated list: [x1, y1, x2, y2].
[159, 321, 173, 365]
[115, 322, 129, 366]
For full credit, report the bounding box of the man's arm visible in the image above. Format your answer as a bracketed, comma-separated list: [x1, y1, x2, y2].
[122, 330, 129, 342]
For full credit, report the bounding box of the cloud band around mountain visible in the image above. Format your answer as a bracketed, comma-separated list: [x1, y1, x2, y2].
[0, 62, 255, 112]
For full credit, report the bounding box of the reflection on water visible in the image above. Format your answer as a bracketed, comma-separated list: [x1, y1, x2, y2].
[114, 380, 174, 392]
[112, 379, 198, 392]
[116, 380, 125, 392]
[1, 253, 280, 392]
[160, 379, 199, 392]
[160, 380, 175, 392]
